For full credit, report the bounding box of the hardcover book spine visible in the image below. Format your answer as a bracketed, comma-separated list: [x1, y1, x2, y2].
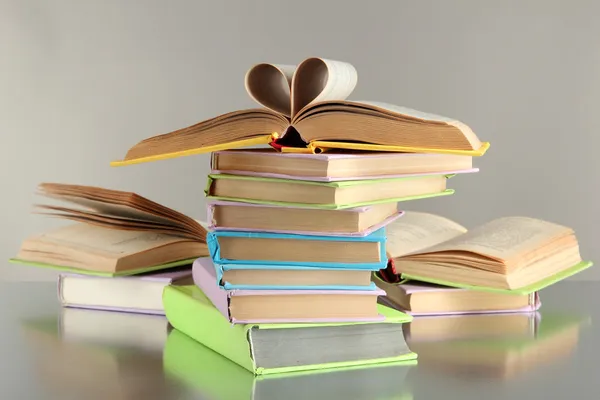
[207, 202, 403, 237]
[192, 258, 231, 319]
[162, 285, 256, 373]
[207, 230, 388, 270]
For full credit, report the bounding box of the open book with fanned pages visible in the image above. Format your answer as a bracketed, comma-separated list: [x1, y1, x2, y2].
[111, 57, 489, 166]
[378, 211, 592, 294]
[10, 183, 208, 276]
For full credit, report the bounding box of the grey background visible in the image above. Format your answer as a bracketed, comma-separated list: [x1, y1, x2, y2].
[1, 0, 598, 281]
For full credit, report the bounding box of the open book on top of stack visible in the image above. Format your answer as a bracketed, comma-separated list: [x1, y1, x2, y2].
[110, 57, 490, 167]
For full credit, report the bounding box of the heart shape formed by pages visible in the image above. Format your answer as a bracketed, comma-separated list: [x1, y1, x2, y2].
[244, 57, 358, 119]
[113, 56, 489, 167]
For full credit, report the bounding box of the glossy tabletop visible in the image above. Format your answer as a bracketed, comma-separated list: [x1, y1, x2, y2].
[1, 281, 598, 400]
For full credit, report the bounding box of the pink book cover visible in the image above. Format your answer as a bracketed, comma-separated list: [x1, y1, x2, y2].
[206, 200, 404, 237]
[192, 257, 386, 324]
[210, 150, 479, 182]
[57, 267, 193, 315]
[378, 282, 541, 316]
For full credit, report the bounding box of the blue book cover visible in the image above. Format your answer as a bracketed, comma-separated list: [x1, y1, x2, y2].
[207, 228, 387, 270]
[210, 259, 378, 291]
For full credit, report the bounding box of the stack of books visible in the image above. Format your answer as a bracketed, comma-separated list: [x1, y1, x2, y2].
[163, 147, 485, 374]
[9, 56, 594, 379]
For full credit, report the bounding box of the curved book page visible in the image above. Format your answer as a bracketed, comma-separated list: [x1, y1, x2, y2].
[245, 63, 296, 117]
[291, 57, 357, 118]
[291, 100, 482, 152]
[386, 211, 467, 259]
[36, 182, 207, 241]
[245, 57, 358, 119]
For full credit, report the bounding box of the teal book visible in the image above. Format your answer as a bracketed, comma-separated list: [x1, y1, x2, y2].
[205, 173, 455, 210]
[207, 227, 387, 270]
[198, 257, 378, 291]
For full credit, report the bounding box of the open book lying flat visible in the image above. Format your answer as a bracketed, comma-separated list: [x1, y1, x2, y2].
[382, 211, 592, 293]
[111, 57, 489, 167]
[11, 183, 209, 276]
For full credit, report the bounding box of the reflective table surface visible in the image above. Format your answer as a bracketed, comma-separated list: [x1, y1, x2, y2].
[1, 281, 597, 399]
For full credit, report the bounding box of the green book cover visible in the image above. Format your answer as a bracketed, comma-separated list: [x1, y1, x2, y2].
[401, 260, 593, 295]
[8, 257, 196, 277]
[205, 173, 455, 210]
[162, 285, 417, 375]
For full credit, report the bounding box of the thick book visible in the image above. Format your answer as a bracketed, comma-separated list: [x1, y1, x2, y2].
[58, 267, 193, 314]
[207, 201, 402, 237]
[195, 257, 378, 291]
[379, 211, 593, 293]
[11, 182, 208, 276]
[111, 57, 489, 167]
[164, 328, 416, 400]
[162, 284, 416, 375]
[375, 279, 541, 316]
[207, 228, 387, 270]
[210, 149, 478, 182]
[193, 260, 383, 323]
[205, 173, 454, 210]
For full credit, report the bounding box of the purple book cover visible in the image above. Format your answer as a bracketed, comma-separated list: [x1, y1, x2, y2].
[378, 283, 542, 316]
[192, 257, 386, 324]
[57, 267, 192, 315]
[206, 200, 404, 236]
[210, 150, 479, 182]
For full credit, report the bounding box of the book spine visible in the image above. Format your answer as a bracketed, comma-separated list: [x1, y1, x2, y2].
[162, 286, 255, 373]
[206, 203, 216, 230]
[210, 151, 217, 171]
[204, 175, 215, 197]
[57, 274, 65, 306]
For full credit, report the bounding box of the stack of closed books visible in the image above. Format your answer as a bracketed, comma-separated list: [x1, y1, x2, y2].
[164, 147, 483, 374]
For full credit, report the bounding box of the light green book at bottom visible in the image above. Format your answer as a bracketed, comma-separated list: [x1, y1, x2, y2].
[163, 285, 417, 376]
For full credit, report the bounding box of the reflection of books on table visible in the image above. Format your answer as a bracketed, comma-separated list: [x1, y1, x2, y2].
[403, 312, 540, 343]
[164, 328, 415, 400]
[406, 312, 590, 380]
[58, 307, 170, 352]
[21, 310, 177, 399]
